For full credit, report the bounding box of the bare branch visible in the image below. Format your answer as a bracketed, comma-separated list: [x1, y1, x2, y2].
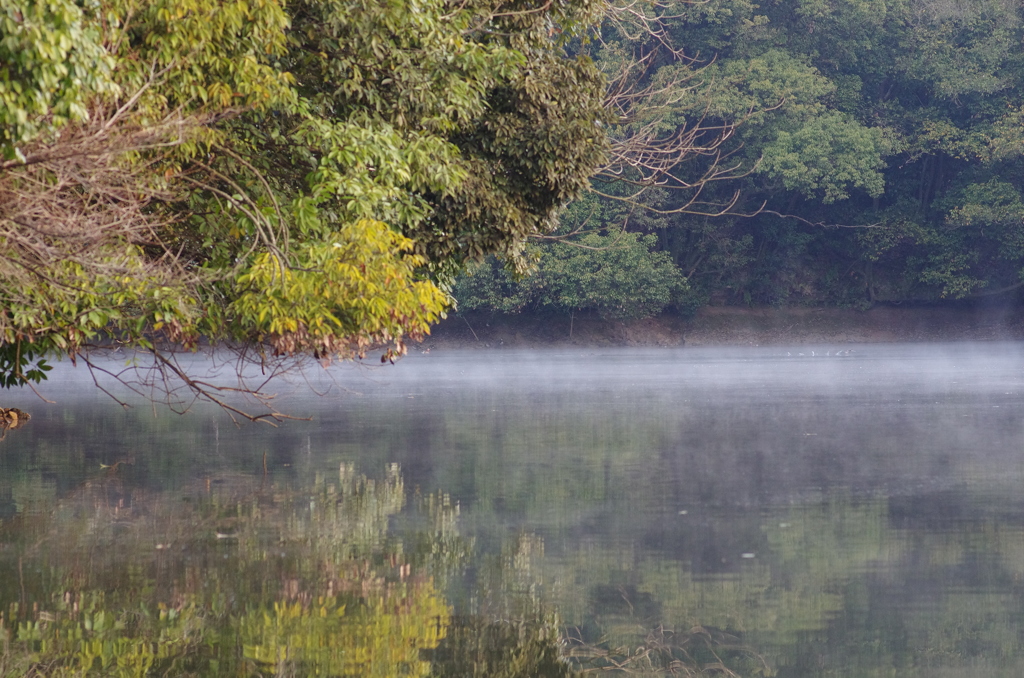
[758, 209, 882, 229]
[591, 2, 760, 217]
[77, 344, 314, 426]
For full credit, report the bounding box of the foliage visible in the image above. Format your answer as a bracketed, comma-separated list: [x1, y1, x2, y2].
[0, 0, 116, 160]
[756, 112, 892, 204]
[228, 220, 447, 358]
[457, 0, 1024, 316]
[0, 0, 609, 417]
[454, 232, 691, 321]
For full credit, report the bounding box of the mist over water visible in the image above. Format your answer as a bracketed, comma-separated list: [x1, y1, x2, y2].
[5, 342, 1024, 676]
[308, 342, 1024, 501]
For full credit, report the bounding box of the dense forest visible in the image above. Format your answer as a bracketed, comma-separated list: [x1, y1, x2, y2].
[3, 0, 1024, 408]
[456, 0, 1024, 319]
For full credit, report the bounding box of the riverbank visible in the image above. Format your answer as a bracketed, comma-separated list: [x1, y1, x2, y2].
[420, 305, 1024, 349]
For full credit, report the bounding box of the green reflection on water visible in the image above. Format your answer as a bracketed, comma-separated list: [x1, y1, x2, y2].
[1, 463, 544, 677]
[7, 454, 1024, 678]
[6, 354, 1024, 676]
[0, 451, 763, 678]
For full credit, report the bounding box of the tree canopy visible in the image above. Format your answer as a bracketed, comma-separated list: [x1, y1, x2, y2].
[0, 0, 609, 418]
[456, 0, 1024, 317]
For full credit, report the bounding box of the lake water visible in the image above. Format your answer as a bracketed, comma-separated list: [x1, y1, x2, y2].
[4, 343, 1024, 676]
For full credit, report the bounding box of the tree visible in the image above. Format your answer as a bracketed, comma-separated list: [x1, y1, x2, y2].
[0, 0, 609, 421]
[511, 0, 1024, 310]
[454, 231, 692, 321]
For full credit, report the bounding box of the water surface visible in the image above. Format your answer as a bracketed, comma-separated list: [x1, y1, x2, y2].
[3, 343, 1024, 676]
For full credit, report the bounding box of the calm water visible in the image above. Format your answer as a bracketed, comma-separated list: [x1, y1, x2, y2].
[4, 343, 1024, 676]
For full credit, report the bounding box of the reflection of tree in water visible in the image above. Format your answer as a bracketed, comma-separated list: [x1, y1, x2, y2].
[1, 460, 768, 678]
[0, 464, 589, 677]
[567, 625, 771, 677]
[1, 464, 454, 676]
[428, 616, 578, 678]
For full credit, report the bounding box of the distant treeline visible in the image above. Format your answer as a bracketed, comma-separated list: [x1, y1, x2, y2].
[455, 0, 1024, 319]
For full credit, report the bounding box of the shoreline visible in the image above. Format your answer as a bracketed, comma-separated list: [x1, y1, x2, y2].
[419, 305, 1024, 350]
